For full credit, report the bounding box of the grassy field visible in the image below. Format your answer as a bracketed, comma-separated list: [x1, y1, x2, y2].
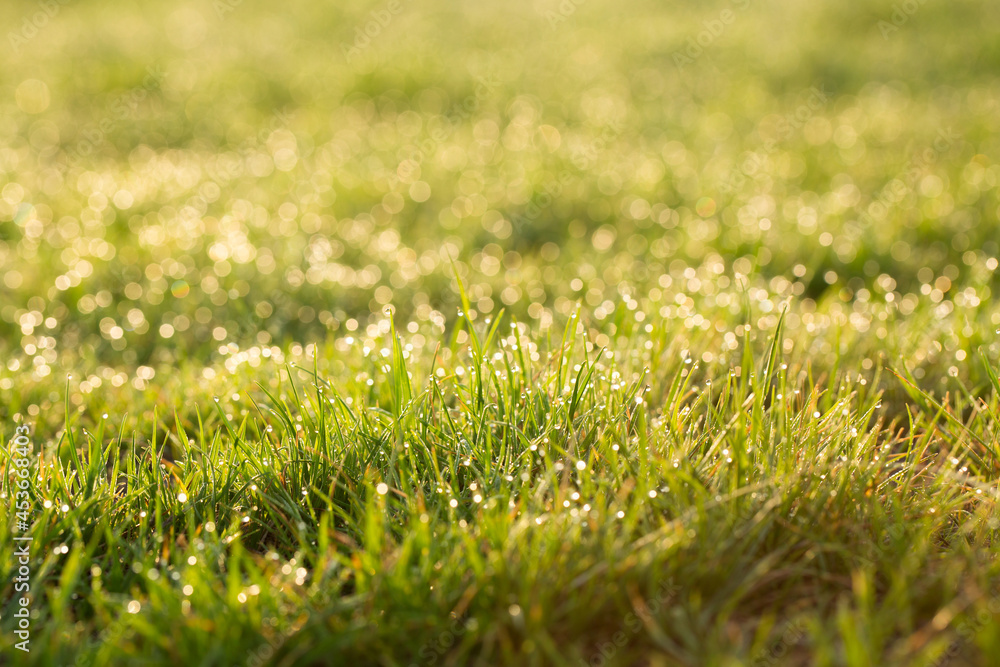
[2, 0, 1000, 664]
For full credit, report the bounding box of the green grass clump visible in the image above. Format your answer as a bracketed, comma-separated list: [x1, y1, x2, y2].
[3, 301, 1000, 665]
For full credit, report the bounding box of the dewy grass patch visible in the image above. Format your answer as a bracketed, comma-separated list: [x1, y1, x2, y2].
[1, 0, 1000, 664]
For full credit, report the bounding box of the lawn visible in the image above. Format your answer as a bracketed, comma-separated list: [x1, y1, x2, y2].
[2, 0, 1000, 665]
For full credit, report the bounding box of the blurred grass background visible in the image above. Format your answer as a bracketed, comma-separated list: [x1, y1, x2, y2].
[0, 0, 999, 414]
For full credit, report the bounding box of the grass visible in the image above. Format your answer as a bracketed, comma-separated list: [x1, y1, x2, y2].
[4, 300, 1000, 665]
[1, 0, 1000, 664]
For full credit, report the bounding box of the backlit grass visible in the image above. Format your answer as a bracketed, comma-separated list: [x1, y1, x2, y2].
[2, 0, 1000, 665]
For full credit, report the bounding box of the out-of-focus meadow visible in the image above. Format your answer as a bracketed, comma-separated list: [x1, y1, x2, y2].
[3, 0, 1000, 665]
[2, 0, 998, 389]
